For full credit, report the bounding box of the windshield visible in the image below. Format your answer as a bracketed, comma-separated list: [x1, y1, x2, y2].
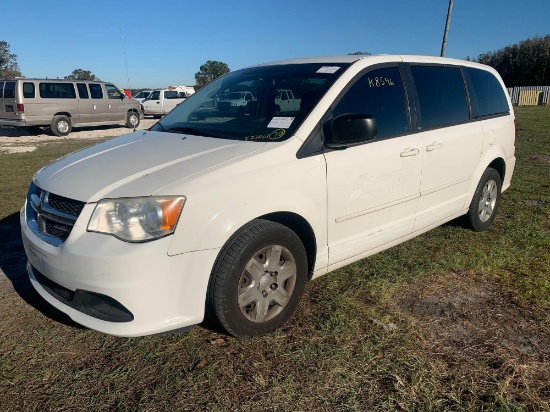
[151, 63, 350, 142]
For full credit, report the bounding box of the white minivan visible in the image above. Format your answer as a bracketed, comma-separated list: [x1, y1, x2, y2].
[21, 55, 516, 337]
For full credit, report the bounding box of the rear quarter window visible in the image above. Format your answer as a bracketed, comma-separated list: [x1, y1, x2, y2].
[466, 68, 509, 117]
[411, 66, 469, 129]
[39, 82, 76, 99]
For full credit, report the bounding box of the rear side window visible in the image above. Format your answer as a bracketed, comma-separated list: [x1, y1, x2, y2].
[466, 68, 509, 117]
[165, 91, 178, 99]
[411, 66, 469, 129]
[89, 84, 104, 99]
[333, 66, 409, 139]
[39, 82, 76, 99]
[4, 81, 16, 98]
[77, 83, 89, 98]
[23, 82, 35, 98]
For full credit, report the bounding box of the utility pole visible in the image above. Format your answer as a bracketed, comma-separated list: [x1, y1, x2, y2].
[440, 0, 454, 57]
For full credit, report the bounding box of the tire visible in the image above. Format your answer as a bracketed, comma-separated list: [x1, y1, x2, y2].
[206, 219, 308, 337]
[50, 115, 71, 137]
[125, 111, 140, 128]
[463, 167, 502, 231]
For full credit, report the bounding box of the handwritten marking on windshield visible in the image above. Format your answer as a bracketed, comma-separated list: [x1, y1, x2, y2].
[245, 129, 286, 141]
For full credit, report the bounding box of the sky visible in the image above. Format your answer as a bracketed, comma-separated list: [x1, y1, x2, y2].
[3, 0, 549, 89]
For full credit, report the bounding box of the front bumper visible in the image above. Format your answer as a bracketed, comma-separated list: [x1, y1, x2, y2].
[20, 204, 219, 337]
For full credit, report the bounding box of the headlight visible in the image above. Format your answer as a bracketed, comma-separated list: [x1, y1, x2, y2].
[87, 196, 185, 242]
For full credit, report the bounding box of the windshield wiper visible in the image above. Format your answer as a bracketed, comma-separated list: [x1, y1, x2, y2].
[161, 126, 229, 139]
[155, 122, 168, 132]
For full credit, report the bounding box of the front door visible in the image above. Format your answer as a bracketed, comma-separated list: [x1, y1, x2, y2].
[105, 84, 127, 121]
[324, 65, 422, 267]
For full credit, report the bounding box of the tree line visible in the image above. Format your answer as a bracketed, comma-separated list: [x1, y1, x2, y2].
[469, 34, 550, 87]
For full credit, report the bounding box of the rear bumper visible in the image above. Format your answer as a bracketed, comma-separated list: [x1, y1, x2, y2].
[0, 118, 27, 127]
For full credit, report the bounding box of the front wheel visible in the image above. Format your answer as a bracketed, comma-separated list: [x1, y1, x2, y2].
[206, 219, 308, 337]
[125, 111, 140, 128]
[50, 115, 72, 137]
[463, 167, 502, 231]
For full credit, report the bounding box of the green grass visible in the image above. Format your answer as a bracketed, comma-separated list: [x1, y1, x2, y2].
[0, 107, 549, 411]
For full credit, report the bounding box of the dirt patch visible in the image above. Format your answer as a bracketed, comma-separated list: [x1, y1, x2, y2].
[0, 118, 157, 149]
[530, 154, 550, 166]
[396, 272, 550, 406]
[0, 145, 37, 154]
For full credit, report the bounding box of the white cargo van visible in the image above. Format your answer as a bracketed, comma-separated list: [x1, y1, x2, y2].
[0, 79, 141, 136]
[21, 55, 516, 337]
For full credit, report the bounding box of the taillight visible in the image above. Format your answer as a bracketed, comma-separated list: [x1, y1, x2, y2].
[17, 104, 24, 112]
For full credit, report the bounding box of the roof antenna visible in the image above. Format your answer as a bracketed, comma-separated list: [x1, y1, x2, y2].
[120, 28, 136, 131]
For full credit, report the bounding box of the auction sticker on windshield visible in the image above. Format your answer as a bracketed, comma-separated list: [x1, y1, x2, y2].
[316, 66, 340, 74]
[267, 117, 295, 129]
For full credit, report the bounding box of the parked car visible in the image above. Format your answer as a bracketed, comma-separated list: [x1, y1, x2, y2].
[140, 89, 189, 118]
[132, 90, 152, 103]
[274, 89, 300, 115]
[0, 79, 141, 136]
[21, 55, 515, 337]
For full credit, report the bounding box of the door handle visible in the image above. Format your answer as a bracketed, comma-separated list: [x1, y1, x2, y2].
[400, 148, 420, 157]
[426, 142, 443, 152]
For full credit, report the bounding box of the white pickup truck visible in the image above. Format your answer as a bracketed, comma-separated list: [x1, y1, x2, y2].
[140, 89, 190, 118]
[275, 89, 301, 115]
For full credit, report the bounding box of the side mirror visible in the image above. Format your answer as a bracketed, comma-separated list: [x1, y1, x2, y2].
[120, 94, 126, 100]
[324, 114, 377, 149]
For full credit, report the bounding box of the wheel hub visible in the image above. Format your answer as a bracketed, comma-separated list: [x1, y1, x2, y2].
[258, 271, 278, 294]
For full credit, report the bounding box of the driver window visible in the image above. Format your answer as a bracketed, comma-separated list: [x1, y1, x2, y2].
[333, 66, 409, 140]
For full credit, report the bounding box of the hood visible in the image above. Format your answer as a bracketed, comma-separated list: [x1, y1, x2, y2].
[34, 131, 264, 202]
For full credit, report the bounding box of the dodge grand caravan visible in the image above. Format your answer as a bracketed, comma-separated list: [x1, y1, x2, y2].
[0, 79, 141, 136]
[21, 55, 516, 337]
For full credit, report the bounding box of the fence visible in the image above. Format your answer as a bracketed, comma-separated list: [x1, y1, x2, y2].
[507, 86, 550, 105]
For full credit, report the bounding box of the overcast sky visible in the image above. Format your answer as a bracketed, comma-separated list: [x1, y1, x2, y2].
[4, 0, 549, 88]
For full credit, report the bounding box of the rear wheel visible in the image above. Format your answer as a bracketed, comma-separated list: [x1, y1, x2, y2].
[462, 167, 502, 231]
[50, 115, 71, 137]
[206, 219, 308, 337]
[125, 111, 140, 128]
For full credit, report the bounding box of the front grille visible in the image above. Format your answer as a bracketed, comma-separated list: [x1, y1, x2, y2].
[26, 182, 86, 246]
[48, 193, 85, 217]
[44, 219, 73, 240]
